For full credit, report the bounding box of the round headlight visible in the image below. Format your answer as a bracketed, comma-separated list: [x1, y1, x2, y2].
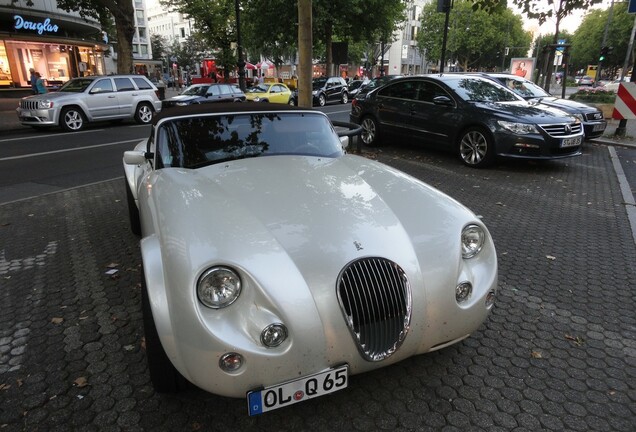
[461, 224, 485, 259]
[197, 267, 242, 309]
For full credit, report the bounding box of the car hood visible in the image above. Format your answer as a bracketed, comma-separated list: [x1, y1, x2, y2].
[473, 100, 574, 123]
[22, 91, 82, 101]
[527, 97, 600, 114]
[148, 154, 478, 295]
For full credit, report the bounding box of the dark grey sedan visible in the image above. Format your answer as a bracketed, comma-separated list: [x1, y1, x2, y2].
[350, 74, 584, 168]
[162, 84, 246, 108]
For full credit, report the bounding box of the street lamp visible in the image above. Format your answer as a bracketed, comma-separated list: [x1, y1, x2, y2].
[235, 0, 246, 91]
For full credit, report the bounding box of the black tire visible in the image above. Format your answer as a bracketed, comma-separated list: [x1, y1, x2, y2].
[125, 180, 141, 236]
[141, 265, 182, 393]
[318, 93, 326, 107]
[457, 127, 495, 168]
[59, 107, 86, 132]
[341, 92, 349, 104]
[360, 115, 382, 147]
[134, 103, 154, 125]
[288, 97, 296, 106]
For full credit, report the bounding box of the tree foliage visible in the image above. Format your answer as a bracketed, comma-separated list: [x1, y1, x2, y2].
[417, 0, 531, 72]
[569, 2, 632, 78]
[52, 0, 135, 74]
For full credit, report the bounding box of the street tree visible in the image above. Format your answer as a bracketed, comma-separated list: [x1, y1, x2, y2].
[151, 34, 168, 62]
[417, 1, 531, 72]
[161, 0, 238, 79]
[570, 2, 632, 80]
[49, 0, 136, 74]
[470, 0, 603, 89]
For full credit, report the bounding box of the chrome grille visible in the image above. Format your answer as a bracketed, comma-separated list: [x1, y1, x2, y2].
[337, 257, 411, 362]
[540, 122, 583, 137]
[20, 100, 40, 110]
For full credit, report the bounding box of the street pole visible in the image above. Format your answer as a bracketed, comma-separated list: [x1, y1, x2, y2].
[235, 0, 246, 91]
[439, 0, 452, 73]
[615, 14, 636, 137]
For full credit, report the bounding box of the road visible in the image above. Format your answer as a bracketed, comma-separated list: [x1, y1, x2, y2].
[0, 106, 635, 431]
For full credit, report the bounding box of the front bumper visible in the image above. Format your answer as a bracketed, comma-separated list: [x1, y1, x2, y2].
[16, 107, 58, 126]
[583, 120, 607, 139]
[493, 130, 584, 160]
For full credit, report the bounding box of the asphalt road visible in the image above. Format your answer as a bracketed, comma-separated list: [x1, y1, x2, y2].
[0, 129, 635, 430]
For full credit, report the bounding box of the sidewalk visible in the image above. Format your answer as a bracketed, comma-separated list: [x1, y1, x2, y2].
[1, 91, 635, 149]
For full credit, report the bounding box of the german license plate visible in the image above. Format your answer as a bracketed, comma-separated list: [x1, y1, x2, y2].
[593, 123, 606, 132]
[247, 364, 348, 416]
[561, 136, 582, 148]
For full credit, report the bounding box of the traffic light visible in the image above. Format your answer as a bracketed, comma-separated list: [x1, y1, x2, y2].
[599, 46, 609, 62]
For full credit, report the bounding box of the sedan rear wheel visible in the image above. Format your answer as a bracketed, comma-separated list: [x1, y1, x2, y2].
[341, 92, 349, 104]
[360, 116, 381, 146]
[141, 265, 183, 393]
[458, 127, 495, 168]
[288, 97, 296, 106]
[60, 107, 86, 132]
[134, 103, 154, 125]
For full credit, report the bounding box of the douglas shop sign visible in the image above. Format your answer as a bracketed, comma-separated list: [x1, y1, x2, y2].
[13, 15, 59, 35]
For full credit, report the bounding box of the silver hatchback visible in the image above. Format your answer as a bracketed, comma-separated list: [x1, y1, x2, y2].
[16, 75, 162, 132]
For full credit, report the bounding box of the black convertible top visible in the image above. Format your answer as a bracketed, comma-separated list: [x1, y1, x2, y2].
[153, 102, 311, 126]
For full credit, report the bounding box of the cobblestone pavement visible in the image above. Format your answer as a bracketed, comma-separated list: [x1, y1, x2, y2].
[0, 143, 635, 431]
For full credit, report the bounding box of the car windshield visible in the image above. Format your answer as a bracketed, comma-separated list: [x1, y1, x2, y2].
[182, 85, 209, 96]
[312, 78, 327, 89]
[504, 78, 550, 99]
[59, 78, 95, 93]
[246, 84, 269, 93]
[445, 77, 521, 103]
[155, 112, 344, 169]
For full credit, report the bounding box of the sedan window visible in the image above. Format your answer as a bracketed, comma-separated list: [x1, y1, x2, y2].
[447, 78, 521, 103]
[155, 113, 343, 169]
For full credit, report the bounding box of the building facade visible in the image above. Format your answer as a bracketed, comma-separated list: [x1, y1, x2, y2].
[0, 0, 109, 88]
[385, 0, 431, 76]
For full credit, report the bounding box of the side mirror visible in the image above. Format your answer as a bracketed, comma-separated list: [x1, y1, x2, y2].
[123, 150, 149, 165]
[339, 136, 349, 149]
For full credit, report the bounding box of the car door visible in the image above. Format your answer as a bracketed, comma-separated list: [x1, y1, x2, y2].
[269, 84, 288, 104]
[409, 79, 460, 147]
[85, 78, 120, 119]
[326, 78, 342, 102]
[373, 80, 426, 140]
[113, 77, 136, 117]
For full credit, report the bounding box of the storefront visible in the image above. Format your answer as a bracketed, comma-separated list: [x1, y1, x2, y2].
[0, 7, 108, 89]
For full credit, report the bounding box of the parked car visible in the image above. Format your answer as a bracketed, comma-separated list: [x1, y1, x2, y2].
[312, 76, 349, 106]
[162, 83, 245, 108]
[356, 75, 403, 98]
[16, 74, 162, 132]
[578, 76, 594, 86]
[347, 79, 369, 98]
[350, 74, 584, 168]
[123, 103, 497, 415]
[245, 82, 293, 104]
[482, 73, 606, 139]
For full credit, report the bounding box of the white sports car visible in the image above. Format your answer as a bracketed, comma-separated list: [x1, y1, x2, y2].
[123, 103, 498, 416]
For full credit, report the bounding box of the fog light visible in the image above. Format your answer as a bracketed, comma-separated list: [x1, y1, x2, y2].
[261, 323, 288, 348]
[485, 290, 496, 308]
[219, 352, 244, 372]
[513, 143, 540, 149]
[456, 282, 472, 303]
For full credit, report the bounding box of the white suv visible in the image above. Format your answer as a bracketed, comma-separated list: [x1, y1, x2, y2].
[16, 75, 162, 132]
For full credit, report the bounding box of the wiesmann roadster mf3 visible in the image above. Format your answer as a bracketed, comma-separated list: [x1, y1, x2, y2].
[123, 103, 498, 416]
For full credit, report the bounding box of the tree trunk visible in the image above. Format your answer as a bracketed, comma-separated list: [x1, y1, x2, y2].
[112, 1, 136, 74]
[325, 23, 333, 77]
[298, 0, 313, 107]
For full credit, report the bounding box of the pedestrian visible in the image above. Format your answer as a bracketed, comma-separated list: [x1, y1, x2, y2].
[34, 72, 47, 94]
[258, 73, 264, 84]
[29, 68, 37, 94]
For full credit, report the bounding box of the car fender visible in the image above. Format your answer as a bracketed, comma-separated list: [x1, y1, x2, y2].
[140, 234, 186, 372]
[122, 139, 149, 203]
